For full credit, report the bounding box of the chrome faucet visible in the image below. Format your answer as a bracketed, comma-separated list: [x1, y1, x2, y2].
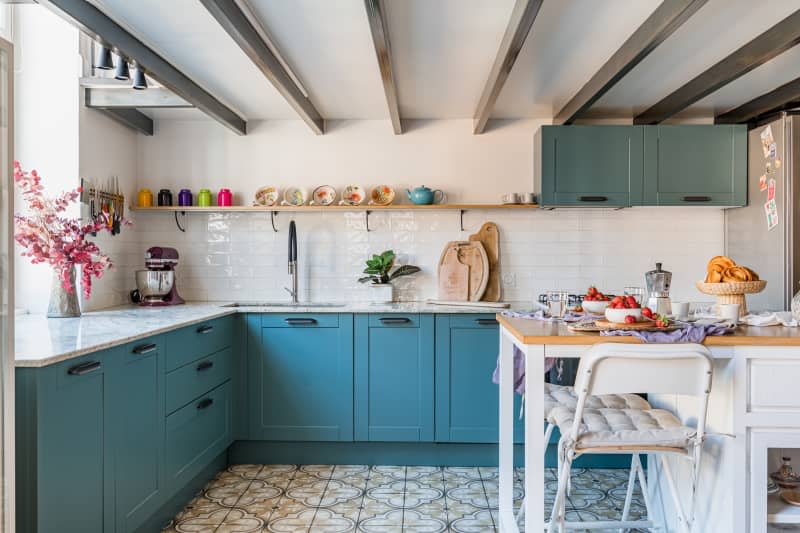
[284, 220, 298, 304]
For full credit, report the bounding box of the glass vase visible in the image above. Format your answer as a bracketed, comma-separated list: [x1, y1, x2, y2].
[47, 267, 81, 318]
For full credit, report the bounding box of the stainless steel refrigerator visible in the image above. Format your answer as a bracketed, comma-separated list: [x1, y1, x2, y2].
[725, 112, 800, 312]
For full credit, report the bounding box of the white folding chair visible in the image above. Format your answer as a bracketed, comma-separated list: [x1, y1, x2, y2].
[546, 343, 713, 533]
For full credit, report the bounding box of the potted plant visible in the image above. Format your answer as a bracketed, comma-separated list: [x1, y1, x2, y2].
[358, 250, 420, 303]
[14, 162, 120, 317]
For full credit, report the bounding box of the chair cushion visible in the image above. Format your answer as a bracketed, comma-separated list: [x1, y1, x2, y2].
[543, 384, 651, 422]
[550, 406, 696, 449]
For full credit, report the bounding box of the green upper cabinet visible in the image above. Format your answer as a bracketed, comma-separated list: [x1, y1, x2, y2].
[643, 125, 747, 206]
[354, 314, 435, 442]
[538, 125, 644, 207]
[248, 313, 354, 441]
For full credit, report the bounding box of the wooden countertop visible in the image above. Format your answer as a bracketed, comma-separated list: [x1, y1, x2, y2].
[496, 314, 800, 346]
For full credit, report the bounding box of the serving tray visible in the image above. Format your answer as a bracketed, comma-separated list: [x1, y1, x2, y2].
[568, 320, 681, 333]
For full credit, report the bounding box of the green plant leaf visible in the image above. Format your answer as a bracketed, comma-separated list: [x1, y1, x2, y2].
[388, 265, 421, 281]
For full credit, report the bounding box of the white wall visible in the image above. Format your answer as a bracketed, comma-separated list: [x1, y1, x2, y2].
[12, 5, 79, 313]
[135, 118, 725, 305]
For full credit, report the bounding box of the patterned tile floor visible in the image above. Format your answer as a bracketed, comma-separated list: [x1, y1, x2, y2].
[164, 465, 647, 532]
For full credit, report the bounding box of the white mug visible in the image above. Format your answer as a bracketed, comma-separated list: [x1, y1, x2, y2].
[672, 301, 690, 320]
[501, 193, 520, 204]
[718, 303, 740, 325]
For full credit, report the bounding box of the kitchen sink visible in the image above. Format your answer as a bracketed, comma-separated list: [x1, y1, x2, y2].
[224, 302, 347, 308]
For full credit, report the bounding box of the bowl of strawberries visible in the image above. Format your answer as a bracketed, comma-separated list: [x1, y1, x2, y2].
[604, 294, 643, 323]
[581, 286, 611, 314]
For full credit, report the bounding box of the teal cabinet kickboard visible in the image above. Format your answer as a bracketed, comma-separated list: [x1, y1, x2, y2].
[537, 124, 747, 208]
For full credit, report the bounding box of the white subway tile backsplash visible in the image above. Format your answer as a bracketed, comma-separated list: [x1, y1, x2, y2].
[86, 207, 725, 309]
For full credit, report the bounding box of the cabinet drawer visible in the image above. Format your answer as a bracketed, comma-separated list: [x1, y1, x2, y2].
[166, 381, 231, 493]
[260, 313, 340, 328]
[166, 316, 233, 371]
[166, 347, 233, 414]
[367, 314, 420, 327]
[448, 314, 499, 329]
[749, 359, 800, 411]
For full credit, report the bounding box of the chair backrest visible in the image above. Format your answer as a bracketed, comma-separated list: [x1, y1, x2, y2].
[569, 343, 714, 443]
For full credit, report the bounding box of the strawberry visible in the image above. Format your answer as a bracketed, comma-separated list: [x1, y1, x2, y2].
[642, 307, 653, 319]
[588, 286, 597, 296]
[611, 296, 623, 305]
[624, 315, 636, 324]
[655, 319, 665, 328]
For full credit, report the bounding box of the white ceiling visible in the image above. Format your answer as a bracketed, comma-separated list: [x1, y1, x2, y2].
[88, 0, 800, 124]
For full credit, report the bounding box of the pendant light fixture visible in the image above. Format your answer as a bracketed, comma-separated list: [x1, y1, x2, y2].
[113, 56, 130, 81]
[131, 63, 148, 90]
[95, 45, 113, 70]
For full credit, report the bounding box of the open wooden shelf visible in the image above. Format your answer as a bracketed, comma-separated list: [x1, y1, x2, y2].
[130, 203, 539, 212]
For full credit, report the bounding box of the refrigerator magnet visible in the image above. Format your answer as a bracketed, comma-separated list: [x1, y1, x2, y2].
[776, 158, 782, 169]
[768, 178, 776, 201]
[759, 174, 768, 191]
[761, 125, 775, 158]
[765, 199, 779, 231]
[768, 143, 777, 159]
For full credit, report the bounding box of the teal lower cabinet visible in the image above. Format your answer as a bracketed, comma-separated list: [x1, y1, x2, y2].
[355, 314, 435, 442]
[248, 313, 354, 441]
[17, 352, 113, 533]
[111, 337, 167, 533]
[435, 314, 523, 443]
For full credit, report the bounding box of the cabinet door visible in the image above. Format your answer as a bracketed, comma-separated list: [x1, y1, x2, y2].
[355, 314, 434, 442]
[111, 337, 166, 532]
[18, 353, 112, 533]
[249, 314, 354, 441]
[643, 124, 747, 206]
[540, 125, 643, 207]
[434, 315, 523, 443]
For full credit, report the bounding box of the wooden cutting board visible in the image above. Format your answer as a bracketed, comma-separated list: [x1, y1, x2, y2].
[592, 319, 681, 331]
[469, 222, 500, 302]
[438, 245, 469, 301]
[438, 241, 489, 301]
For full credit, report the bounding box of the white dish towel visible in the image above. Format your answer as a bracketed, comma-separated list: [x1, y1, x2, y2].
[741, 311, 799, 327]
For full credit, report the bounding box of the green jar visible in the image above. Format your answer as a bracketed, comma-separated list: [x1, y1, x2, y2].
[197, 188, 212, 207]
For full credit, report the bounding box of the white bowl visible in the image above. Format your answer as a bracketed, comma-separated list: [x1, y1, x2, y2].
[581, 300, 609, 315]
[604, 307, 643, 324]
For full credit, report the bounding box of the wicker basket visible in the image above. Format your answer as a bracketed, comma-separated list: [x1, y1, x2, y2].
[695, 280, 767, 316]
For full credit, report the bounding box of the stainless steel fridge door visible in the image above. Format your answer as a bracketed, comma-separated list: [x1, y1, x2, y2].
[725, 116, 789, 311]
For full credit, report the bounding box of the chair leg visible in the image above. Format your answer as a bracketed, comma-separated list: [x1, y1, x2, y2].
[548, 447, 573, 533]
[686, 444, 703, 531]
[660, 455, 690, 533]
[618, 453, 639, 533]
[634, 454, 654, 522]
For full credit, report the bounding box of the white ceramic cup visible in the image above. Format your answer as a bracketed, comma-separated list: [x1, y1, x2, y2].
[519, 192, 536, 204]
[672, 301, 690, 320]
[718, 303, 741, 325]
[502, 193, 520, 204]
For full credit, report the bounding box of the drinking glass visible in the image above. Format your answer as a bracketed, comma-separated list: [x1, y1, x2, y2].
[624, 286, 644, 304]
[546, 290, 569, 318]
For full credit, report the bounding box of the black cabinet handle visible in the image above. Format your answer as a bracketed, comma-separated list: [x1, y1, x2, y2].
[379, 317, 412, 325]
[196, 360, 214, 372]
[578, 196, 608, 202]
[132, 343, 157, 355]
[681, 196, 712, 202]
[284, 318, 317, 325]
[196, 325, 215, 334]
[475, 318, 499, 326]
[197, 398, 214, 410]
[67, 361, 101, 376]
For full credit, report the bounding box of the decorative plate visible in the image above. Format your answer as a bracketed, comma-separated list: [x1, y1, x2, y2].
[771, 471, 800, 489]
[781, 490, 800, 506]
[339, 185, 365, 206]
[254, 186, 279, 207]
[370, 185, 395, 206]
[311, 185, 337, 206]
[281, 187, 307, 206]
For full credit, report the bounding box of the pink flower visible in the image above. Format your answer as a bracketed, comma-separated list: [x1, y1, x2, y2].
[13, 161, 124, 299]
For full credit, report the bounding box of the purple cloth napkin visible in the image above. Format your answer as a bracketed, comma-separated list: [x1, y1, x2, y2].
[600, 323, 734, 343]
[491, 345, 527, 394]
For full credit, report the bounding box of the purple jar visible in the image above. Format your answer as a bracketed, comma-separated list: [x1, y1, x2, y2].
[178, 189, 192, 207]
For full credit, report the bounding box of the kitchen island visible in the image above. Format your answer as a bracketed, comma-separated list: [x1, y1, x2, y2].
[496, 314, 800, 533]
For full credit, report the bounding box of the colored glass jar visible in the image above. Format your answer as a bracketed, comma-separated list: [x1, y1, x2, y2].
[197, 188, 212, 207]
[218, 188, 232, 207]
[178, 188, 193, 207]
[137, 188, 153, 207]
[158, 188, 173, 206]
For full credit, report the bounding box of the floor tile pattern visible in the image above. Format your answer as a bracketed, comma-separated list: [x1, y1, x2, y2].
[163, 465, 647, 532]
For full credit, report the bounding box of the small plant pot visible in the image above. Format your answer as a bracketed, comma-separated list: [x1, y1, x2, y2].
[368, 283, 393, 304]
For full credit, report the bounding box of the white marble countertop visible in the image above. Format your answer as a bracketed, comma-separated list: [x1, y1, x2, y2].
[15, 300, 528, 368]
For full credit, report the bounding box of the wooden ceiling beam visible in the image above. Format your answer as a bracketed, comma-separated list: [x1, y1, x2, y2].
[554, 0, 707, 125]
[715, 76, 800, 124]
[473, 0, 543, 134]
[364, 0, 402, 134]
[635, 9, 800, 124]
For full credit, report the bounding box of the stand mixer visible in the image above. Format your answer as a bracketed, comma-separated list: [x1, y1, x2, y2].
[135, 247, 185, 306]
[645, 262, 672, 316]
